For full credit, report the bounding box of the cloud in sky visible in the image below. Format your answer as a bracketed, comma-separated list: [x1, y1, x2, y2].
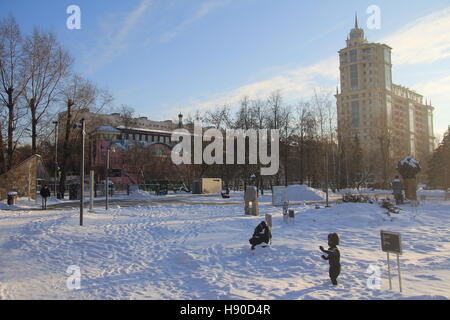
[168, 5, 450, 132]
[382, 5, 450, 136]
[160, 0, 231, 43]
[83, 0, 153, 74]
[381, 6, 450, 66]
[116, 0, 152, 43]
[412, 73, 450, 137]
[175, 57, 339, 113]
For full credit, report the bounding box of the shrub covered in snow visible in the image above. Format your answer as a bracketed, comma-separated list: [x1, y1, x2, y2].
[397, 156, 421, 179]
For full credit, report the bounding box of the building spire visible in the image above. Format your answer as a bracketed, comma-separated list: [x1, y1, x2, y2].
[348, 11, 365, 44]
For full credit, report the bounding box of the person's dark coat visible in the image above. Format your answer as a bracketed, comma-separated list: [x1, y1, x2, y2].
[249, 221, 272, 249]
[40, 186, 51, 198]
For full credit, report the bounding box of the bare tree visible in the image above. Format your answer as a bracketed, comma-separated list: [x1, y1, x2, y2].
[57, 75, 98, 197]
[22, 27, 72, 153]
[0, 109, 6, 173]
[203, 104, 231, 129]
[0, 15, 29, 170]
[293, 101, 316, 184]
[118, 104, 136, 129]
[250, 98, 268, 192]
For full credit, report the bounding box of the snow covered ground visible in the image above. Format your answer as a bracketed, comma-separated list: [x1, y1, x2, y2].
[0, 194, 449, 300]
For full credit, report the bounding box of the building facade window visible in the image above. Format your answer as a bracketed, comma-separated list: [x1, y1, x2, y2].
[350, 49, 357, 62]
[350, 64, 359, 90]
[352, 101, 360, 127]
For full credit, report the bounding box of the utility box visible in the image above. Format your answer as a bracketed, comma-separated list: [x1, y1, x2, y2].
[265, 213, 272, 228]
[192, 178, 222, 194]
[245, 186, 259, 216]
[192, 180, 202, 194]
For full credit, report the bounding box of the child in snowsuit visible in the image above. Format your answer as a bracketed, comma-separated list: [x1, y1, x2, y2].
[319, 233, 341, 286]
[249, 221, 272, 250]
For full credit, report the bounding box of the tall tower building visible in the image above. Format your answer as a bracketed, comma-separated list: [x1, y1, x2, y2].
[336, 15, 435, 171]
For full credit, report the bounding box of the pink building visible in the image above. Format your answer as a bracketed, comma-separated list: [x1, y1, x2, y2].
[90, 125, 176, 185]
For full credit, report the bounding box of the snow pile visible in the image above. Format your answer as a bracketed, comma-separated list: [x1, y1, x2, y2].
[286, 185, 327, 201]
[417, 189, 448, 197]
[129, 189, 155, 198]
[399, 156, 420, 168]
[398, 156, 421, 179]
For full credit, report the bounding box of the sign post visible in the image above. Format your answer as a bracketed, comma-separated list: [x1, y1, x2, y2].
[387, 252, 392, 290]
[380, 230, 403, 292]
[73, 119, 86, 226]
[397, 254, 402, 292]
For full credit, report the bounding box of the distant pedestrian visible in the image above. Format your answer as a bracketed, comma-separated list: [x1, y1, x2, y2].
[392, 176, 404, 205]
[320, 233, 341, 286]
[40, 185, 51, 210]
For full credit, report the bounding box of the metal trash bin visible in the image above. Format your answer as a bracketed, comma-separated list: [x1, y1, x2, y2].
[7, 192, 18, 205]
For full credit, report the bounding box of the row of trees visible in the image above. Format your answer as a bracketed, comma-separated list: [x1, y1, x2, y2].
[427, 128, 450, 189]
[0, 15, 112, 191]
[178, 90, 396, 191]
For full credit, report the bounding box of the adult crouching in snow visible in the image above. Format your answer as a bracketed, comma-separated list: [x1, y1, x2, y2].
[249, 221, 272, 250]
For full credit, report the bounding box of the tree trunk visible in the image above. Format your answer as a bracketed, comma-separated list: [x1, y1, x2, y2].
[284, 142, 288, 187]
[7, 87, 15, 170]
[0, 123, 6, 174]
[29, 99, 38, 154]
[59, 100, 74, 199]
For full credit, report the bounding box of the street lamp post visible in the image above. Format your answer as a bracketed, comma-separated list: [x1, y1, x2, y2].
[105, 146, 116, 211]
[106, 147, 110, 211]
[325, 151, 330, 208]
[74, 119, 86, 226]
[53, 121, 59, 198]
